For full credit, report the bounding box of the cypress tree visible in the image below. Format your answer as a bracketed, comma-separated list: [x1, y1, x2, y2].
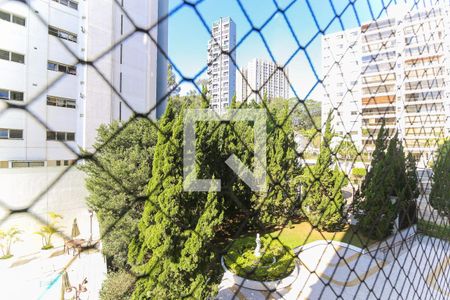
[128, 99, 224, 299]
[252, 100, 302, 227]
[430, 139, 450, 222]
[399, 152, 419, 228]
[355, 132, 404, 239]
[301, 116, 345, 231]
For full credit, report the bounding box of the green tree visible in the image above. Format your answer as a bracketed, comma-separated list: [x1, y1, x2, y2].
[361, 122, 387, 192]
[430, 139, 450, 222]
[398, 152, 419, 229]
[335, 137, 359, 174]
[252, 100, 302, 226]
[355, 133, 404, 239]
[99, 270, 136, 300]
[301, 116, 345, 231]
[128, 99, 224, 299]
[168, 63, 180, 96]
[405, 153, 419, 201]
[80, 118, 157, 270]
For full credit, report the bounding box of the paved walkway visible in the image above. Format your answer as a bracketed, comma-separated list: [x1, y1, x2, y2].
[217, 237, 450, 300]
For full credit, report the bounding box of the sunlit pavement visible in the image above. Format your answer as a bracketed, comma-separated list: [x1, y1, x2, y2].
[217, 237, 450, 300]
[0, 246, 106, 300]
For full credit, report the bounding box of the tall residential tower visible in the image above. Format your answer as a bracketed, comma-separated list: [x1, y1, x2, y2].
[236, 58, 290, 103]
[207, 17, 236, 113]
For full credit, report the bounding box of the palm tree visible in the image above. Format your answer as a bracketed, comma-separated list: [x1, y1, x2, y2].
[35, 212, 63, 250]
[0, 226, 22, 259]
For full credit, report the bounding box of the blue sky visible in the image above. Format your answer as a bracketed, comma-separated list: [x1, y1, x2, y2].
[167, 0, 427, 99]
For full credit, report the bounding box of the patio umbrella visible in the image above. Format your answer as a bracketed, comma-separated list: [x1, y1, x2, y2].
[71, 218, 80, 239]
[60, 271, 72, 299]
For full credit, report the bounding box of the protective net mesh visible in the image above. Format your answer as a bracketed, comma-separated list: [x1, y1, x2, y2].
[0, 0, 449, 299]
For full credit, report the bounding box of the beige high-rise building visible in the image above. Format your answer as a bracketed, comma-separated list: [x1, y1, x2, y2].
[236, 58, 290, 103]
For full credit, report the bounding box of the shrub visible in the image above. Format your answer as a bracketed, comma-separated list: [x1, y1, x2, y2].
[100, 270, 136, 300]
[351, 168, 367, 178]
[224, 237, 296, 281]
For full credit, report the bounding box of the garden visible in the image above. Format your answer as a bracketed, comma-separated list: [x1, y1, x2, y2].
[223, 222, 373, 281]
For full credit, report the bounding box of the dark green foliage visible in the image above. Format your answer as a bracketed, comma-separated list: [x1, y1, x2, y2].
[223, 237, 295, 281]
[355, 125, 391, 240]
[356, 130, 418, 240]
[430, 139, 450, 222]
[167, 63, 180, 96]
[292, 99, 321, 131]
[80, 118, 157, 271]
[405, 153, 420, 200]
[301, 116, 346, 231]
[399, 153, 419, 229]
[418, 219, 450, 241]
[252, 100, 302, 226]
[99, 270, 136, 300]
[128, 99, 224, 299]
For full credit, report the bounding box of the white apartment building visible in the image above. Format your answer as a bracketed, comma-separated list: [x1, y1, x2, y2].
[0, 0, 168, 166]
[207, 17, 236, 113]
[236, 58, 290, 103]
[0, 0, 167, 261]
[322, 28, 363, 147]
[322, 3, 450, 164]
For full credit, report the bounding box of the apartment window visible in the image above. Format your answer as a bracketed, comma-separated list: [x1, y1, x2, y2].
[0, 49, 25, 64]
[12, 161, 45, 168]
[12, 15, 26, 26]
[119, 72, 123, 92]
[120, 44, 123, 64]
[53, 0, 78, 10]
[10, 91, 24, 101]
[120, 15, 124, 35]
[0, 128, 23, 139]
[48, 26, 77, 43]
[47, 131, 75, 141]
[48, 61, 77, 75]
[0, 10, 25, 26]
[47, 96, 76, 108]
[0, 89, 24, 101]
[66, 133, 75, 141]
[11, 52, 25, 63]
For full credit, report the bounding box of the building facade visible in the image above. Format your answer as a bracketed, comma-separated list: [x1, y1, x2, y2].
[236, 58, 290, 103]
[322, 4, 450, 164]
[207, 17, 236, 113]
[0, 0, 168, 269]
[0, 0, 168, 166]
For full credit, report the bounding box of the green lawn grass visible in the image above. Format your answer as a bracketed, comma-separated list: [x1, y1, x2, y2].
[267, 222, 374, 249]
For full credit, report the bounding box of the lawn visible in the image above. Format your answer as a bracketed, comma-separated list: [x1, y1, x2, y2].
[267, 222, 374, 249]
